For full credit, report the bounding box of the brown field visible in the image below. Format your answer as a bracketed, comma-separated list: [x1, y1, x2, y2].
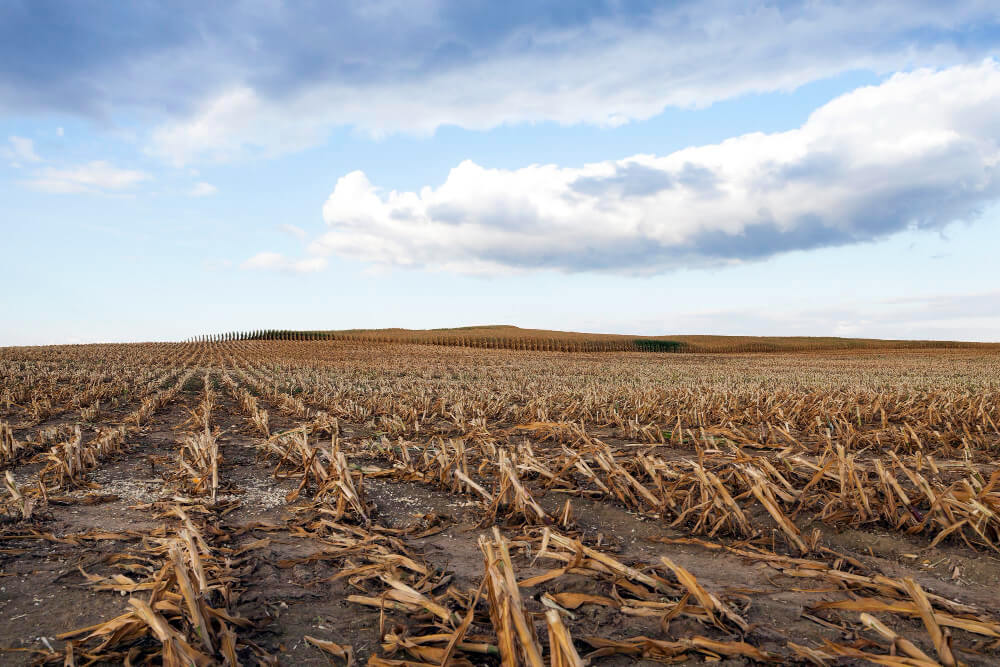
[1, 340, 999, 665]
[194, 325, 1000, 354]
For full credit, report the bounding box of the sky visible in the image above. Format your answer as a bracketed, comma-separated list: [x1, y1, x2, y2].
[3, 1, 1000, 345]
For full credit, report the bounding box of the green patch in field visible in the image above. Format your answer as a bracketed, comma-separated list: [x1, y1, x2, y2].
[633, 339, 684, 352]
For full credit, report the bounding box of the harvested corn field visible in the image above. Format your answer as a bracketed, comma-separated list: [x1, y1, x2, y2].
[1, 340, 999, 666]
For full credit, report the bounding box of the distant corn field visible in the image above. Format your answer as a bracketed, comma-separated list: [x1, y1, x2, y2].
[184, 325, 993, 354]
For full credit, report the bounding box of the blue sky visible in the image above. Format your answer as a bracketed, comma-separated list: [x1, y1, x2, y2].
[2, 1, 1000, 345]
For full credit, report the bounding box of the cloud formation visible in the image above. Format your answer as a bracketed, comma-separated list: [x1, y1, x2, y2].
[24, 161, 149, 194]
[146, 2, 1000, 164]
[305, 62, 1000, 274]
[1, 2, 995, 164]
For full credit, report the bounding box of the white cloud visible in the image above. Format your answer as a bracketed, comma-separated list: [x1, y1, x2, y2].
[189, 181, 217, 196]
[3, 135, 41, 164]
[241, 251, 327, 273]
[24, 160, 149, 193]
[149, 86, 330, 165]
[144, 3, 1000, 165]
[296, 62, 1000, 275]
[56, 127, 64, 137]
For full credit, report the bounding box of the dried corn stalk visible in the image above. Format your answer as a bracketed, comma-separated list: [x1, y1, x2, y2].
[479, 527, 544, 666]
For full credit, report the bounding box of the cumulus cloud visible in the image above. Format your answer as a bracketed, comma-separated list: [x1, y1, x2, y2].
[24, 160, 149, 194]
[3, 135, 41, 164]
[304, 62, 1000, 274]
[241, 251, 326, 274]
[189, 181, 217, 196]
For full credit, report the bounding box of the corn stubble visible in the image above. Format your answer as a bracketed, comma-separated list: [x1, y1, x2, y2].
[0, 339, 999, 664]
